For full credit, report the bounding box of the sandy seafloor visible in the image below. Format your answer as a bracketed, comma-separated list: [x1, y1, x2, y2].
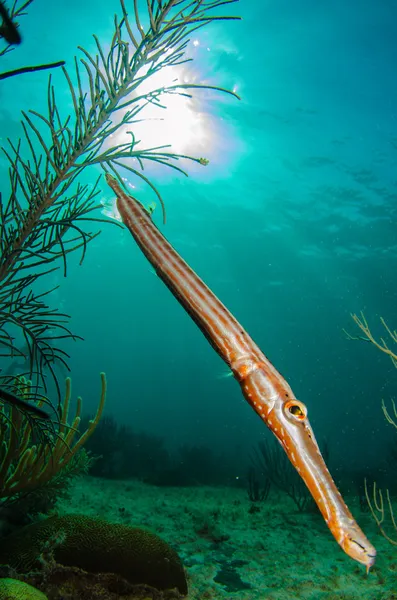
[54, 476, 397, 600]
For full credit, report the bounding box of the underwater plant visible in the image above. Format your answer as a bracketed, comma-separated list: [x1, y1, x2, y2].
[0, 0, 240, 395]
[347, 313, 397, 545]
[250, 437, 331, 511]
[251, 438, 311, 511]
[365, 400, 397, 544]
[81, 413, 171, 480]
[0, 0, 65, 81]
[246, 465, 270, 504]
[83, 414, 234, 485]
[346, 312, 397, 368]
[152, 443, 231, 486]
[0, 373, 106, 519]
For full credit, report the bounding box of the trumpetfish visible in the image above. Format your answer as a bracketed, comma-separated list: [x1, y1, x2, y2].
[106, 173, 376, 571]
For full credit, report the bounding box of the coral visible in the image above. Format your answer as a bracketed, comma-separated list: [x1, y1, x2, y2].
[150, 444, 230, 487]
[0, 375, 105, 524]
[0, 578, 47, 599]
[0, 514, 187, 595]
[246, 466, 270, 503]
[0, 0, 238, 392]
[2, 451, 93, 528]
[348, 314, 397, 544]
[252, 438, 313, 512]
[82, 415, 170, 481]
[83, 415, 234, 486]
[0, 564, 183, 600]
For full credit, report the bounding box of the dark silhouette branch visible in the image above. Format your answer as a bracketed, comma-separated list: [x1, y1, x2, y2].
[0, 59, 65, 80]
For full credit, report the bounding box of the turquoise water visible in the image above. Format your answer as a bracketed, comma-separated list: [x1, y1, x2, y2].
[1, 0, 396, 493]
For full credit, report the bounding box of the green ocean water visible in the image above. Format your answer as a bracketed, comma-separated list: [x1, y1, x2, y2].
[1, 0, 396, 491]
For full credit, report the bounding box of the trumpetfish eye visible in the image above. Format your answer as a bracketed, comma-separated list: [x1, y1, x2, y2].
[285, 400, 307, 420]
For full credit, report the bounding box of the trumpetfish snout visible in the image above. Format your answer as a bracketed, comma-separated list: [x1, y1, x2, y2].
[276, 401, 376, 571]
[241, 366, 376, 570]
[106, 173, 376, 570]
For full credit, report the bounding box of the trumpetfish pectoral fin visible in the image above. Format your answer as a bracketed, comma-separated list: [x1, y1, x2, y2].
[106, 173, 376, 570]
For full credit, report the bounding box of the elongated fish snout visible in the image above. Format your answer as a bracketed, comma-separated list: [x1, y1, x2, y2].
[244, 372, 377, 570]
[340, 525, 377, 572]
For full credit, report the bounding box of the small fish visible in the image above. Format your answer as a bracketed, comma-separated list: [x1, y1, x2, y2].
[0, 387, 50, 419]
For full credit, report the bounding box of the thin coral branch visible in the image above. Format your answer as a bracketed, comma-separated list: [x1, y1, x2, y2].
[352, 313, 397, 545]
[365, 479, 397, 546]
[382, 397, 397, 430]
[0, 59, 65, 80]
[346, 312, 397, 369]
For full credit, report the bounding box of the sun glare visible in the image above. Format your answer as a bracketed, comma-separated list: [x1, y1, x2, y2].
[114, 63, 214, 157]
[101, 39, 241, 220]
